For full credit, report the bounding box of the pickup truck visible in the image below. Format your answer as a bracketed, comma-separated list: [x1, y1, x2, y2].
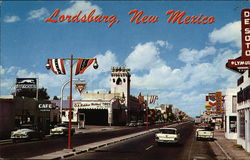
[196, 124, 214, 141]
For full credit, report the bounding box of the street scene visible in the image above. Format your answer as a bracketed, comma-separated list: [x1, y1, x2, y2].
[1, 1, 250, 160]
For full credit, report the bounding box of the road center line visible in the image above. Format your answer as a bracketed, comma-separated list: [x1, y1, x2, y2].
[145, 145, 154, 151]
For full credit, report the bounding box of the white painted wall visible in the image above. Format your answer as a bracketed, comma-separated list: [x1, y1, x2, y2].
[224, 88, 237, 139]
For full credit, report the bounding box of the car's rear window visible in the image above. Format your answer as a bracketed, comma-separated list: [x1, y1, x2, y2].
[160, 129, 176, 134]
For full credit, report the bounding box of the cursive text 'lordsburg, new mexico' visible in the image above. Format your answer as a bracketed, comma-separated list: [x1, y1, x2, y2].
[45, 9, 120, 27]
[45, 9, 215, 27]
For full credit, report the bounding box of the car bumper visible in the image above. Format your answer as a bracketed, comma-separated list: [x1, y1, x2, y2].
[197, 136, 214, 139]
[50, 131, 64, 135]
[155, 139, 178, 144]
[11, 135, 28, 139]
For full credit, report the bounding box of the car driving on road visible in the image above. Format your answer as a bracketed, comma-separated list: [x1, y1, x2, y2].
[155, 127, 181, 145]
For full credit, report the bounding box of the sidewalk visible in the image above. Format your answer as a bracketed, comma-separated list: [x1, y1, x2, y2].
[210, 130, 250, 160]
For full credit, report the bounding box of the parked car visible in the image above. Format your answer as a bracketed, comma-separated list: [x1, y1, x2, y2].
[11, 124, 44, 143]
[155, 127, 181, 145]
[50, 123, 75, 136]
[128, 121, 137, 127]
[196, 123, 214, 141]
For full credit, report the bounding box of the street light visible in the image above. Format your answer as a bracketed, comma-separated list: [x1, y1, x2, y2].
[93, 59, 99, 69]
[46, 55, 98, 149]
[60, 79, 85, 122]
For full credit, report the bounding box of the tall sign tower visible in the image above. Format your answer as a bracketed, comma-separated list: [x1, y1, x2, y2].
[110, 67, 131, 106]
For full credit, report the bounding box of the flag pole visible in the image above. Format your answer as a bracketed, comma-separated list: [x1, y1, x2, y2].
[68, 54, 73, 149]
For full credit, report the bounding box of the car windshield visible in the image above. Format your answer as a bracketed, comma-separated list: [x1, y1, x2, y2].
[198, 125, 213, 131]
[160, 129, 176, 134]
[19, 124, 37, 130]
[55, 124, 68, 127]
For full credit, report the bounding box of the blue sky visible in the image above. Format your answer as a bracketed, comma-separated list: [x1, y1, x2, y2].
[1, 1, 249, 117]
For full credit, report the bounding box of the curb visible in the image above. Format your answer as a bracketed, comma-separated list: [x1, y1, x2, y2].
[214, 139, 232, 160]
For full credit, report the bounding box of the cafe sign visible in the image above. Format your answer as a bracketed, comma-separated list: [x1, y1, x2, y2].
[38, 104, 56, 111]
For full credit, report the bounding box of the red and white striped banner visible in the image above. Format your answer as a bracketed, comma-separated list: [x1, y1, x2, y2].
[48, 59, 66, 75]
[75, 58, 95, 75]
[149, 95, 158, 104]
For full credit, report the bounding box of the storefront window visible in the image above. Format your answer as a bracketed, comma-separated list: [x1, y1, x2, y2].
[232, 96, 237, 113]
[229, 116, 236, 133]
[240, 111, 245, 138]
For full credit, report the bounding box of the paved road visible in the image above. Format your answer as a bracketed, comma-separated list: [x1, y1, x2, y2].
[68, 122, 216, 160]
[0, 124, 166, 159]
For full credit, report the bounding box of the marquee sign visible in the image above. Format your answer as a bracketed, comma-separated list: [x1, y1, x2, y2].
[74, 102, 110, 107]
[226, 9, 250, 74]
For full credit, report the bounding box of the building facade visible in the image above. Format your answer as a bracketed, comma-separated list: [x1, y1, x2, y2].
[224, 88, 237, 140]
[237, 70, 250, 152]
[0, 95, 59, 139]
[58, 67, 145, 126]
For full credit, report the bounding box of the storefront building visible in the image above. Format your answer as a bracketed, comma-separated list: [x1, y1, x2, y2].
[56, 67, 145, 126]
[223, 88, 237, 140]
[0, 95, 59, 139]
[237, 70, 250, 152]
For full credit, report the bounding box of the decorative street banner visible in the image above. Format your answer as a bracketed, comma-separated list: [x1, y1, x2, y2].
[16, 78, 37, 90]
[226, 9, 250, 74]
[75, 58, 95, 75]
[149, 95, 158, 104]
[138, 92, 145, 104]
[75, 83, 87, 94]
[48, 59, 66, 75]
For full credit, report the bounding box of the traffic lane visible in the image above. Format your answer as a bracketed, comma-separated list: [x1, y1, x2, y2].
[69, 130, 157, 160]
[188, 126, 217, 160]
[0, 124, 168, 159]
[68, 122, 195, 160]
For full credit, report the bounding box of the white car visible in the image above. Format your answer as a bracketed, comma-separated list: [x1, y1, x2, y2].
[50, 123, 75, 136]
[11, 125, 44, 143]
[155, 127, 181, 145]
